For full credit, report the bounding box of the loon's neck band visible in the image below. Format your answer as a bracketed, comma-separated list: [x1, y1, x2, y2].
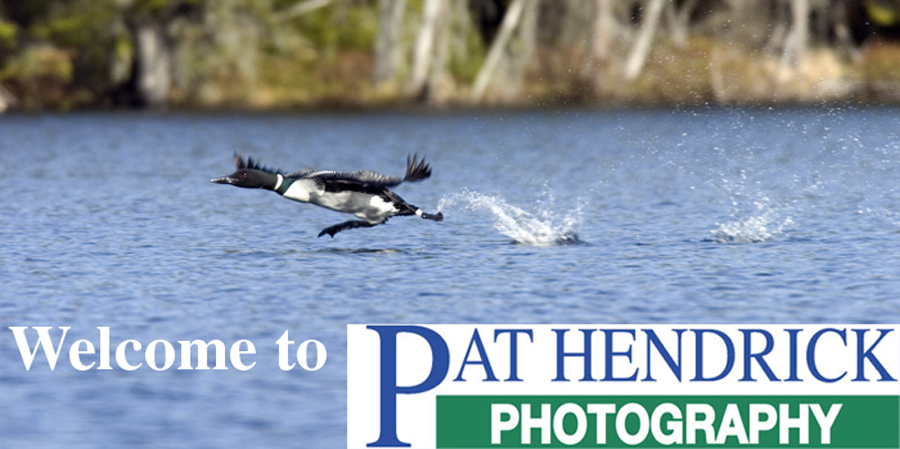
[274, 174, 284, 192]
[275, 174, 294, 195]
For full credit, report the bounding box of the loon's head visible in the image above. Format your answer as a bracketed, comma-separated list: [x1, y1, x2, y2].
[211, 153, 280, 190]
[211, 168, 278, 190]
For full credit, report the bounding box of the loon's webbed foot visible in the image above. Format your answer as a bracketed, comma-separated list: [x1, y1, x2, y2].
[317, 220, 376, 238]
[420, 211, 443, 222]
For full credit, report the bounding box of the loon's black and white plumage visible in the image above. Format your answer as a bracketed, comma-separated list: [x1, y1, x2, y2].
[211, 153, 443, 237]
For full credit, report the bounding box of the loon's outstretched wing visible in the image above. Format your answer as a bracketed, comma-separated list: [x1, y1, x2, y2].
[287, 154, 433, 191]
[284, 168, 316, 179]
[297, 169, 403, 187]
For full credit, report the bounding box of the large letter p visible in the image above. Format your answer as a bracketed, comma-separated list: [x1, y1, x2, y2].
[367, 325, 450, 447]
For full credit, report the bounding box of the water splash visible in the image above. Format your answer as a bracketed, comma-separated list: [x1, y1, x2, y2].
[437, 189, 584, 246]
[706, 202, 793, 244]
[702, 169, 796, 244]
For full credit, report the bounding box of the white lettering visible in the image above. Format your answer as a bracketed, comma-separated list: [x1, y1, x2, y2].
[748, 403, 778, 444]
[810, 403, 842, 445]
[521, 403, 551, 444]
[230, 340, 256, 371]
[491, 404, 519, 444]
[553, 403, 587, 445]
[296, 339, 327, 371]
[68, 339, 96, 371]
[616, 403, 649, 445]
[779, 403, 809, 444]
[651, 403, 683, 445]
[587, 403, 616, 444]
[9, 326, 70, 370]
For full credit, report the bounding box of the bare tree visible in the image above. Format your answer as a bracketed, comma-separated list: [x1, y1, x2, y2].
[591, 0, 614, 64]
[126, 18, 172, 107]
[272, 0, 334, 22]
[409, 0, 446, 98]
[425, 0, 453, 104]
[0, 83, 17, 113]
[832, 0, 860, 61]
[373, 0, 407, 88]
[665, 0, 699, 48]
[624, 0, 665, 81]
[780, 0, 809, 69]
[471, 0, 538, 102]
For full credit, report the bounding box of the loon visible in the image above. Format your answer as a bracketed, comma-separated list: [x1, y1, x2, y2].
[211, 153, 443, 237]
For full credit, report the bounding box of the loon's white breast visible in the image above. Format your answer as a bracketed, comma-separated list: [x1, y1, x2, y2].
[281, 178, 317, 202]
[314, 191, 397, 223]
[282, 177, 397, 223]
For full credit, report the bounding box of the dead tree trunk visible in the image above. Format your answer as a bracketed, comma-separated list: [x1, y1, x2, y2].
[425, 0, 453, 104]
[591, 0, 613, 64]
[125, 19, 172, 108]
[409, 0, 446, 99]
[780, 0, 809, 69]
[0, 83, 17, 112]
[373, 0, 407, 89]
[272, 0, 334, 22]
[665, 0, 698, 48]
[623, 0, 665, 81]
[470, 0, 532, 102]
[832, 0, 859, 62]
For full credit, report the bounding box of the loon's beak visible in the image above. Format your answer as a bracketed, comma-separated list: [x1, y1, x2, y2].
[211, 176, 234, 184]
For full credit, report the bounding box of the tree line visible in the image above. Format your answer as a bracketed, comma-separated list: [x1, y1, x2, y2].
[1, 0, 899, 111]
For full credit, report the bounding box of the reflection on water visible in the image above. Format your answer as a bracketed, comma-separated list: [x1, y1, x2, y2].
[315, 247, 408, 255]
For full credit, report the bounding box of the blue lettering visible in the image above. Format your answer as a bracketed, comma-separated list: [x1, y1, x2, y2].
[785, 328, 802, 381]
[853, 328, 897, 382]
[553, 329, 596, 381]
[807, 328, 847, 383]
[366, 325, 450, 447]
[642, 328, 684, 381]
[494, 329, 533, 381]
[454, 328, 498, 382]
[601, 329, 638, 381]
[691, 329, 734, 381]
[740, 329, 779, 381]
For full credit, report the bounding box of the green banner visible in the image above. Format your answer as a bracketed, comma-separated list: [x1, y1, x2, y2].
[436, 395, 899, 448]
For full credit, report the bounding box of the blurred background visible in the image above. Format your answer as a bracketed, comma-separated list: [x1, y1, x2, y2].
[2, 0, 900, 112]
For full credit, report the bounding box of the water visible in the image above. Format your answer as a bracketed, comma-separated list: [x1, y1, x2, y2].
[2, 108, 900, 447]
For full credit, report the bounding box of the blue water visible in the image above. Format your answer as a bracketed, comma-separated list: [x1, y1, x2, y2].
[2, 108, 900, 447]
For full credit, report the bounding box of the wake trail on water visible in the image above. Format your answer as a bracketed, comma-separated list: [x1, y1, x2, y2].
[437, 189, 585, 246]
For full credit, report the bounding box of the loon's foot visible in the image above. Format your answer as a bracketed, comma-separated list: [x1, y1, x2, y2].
[318, 220, 376, 238]
[420, 211, 443, 222]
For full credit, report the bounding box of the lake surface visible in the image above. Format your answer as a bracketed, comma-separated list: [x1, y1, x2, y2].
[2, 108, 900, 447]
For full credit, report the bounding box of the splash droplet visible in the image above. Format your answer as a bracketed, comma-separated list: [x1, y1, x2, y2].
[438, 190, 585, 246]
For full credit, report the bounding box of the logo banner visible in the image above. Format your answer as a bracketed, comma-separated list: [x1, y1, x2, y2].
[348, 325, 900, 448]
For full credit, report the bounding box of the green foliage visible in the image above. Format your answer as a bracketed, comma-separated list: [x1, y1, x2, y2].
[291, 4, 377, 52]
[132, 0, 176, 16]
[0, 44, 74, 109]
[448, 21, 486, 84]
[35, 5, 115, 48]
[0, 19, 16, 48]
[0, 44, 71, 81]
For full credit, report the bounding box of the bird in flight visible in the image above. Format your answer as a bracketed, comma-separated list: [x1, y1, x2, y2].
[212, 154, 443, 237]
